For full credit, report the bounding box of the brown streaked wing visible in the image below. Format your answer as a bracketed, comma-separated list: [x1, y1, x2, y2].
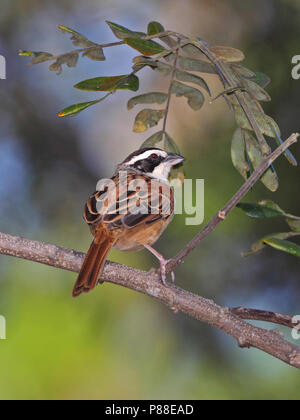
[83, 172, 174, 230]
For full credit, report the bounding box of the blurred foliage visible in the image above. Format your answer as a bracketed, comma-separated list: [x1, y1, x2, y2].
[0, 0, 300, 400]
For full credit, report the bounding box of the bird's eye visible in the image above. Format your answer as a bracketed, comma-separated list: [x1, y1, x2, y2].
[150, 153, 158, 159]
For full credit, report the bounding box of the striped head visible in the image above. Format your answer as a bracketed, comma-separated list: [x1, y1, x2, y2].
[118, 148, 185, 181]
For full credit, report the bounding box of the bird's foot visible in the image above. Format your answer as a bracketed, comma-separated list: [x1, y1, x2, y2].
[144, 245, 175, 286]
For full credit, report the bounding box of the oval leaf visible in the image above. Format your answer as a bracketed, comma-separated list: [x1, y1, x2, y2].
[147, 22, 177, 49]
[243, 79, 271, 102]
[233, 95, 281, 139]
[147, 21, 165, 36]
[171, 81, 205, 111]
[74, 74, 139, 92]
[58, 99, 103, 117]
[231, 128, 249, 180]
[210, 46, 245, 62]
[242, 232, 296, 257]
[263, 238, 300, 257]
[133, 109, 165, 133]
[230, 64, 256, 78]
[125, 37, 165, 56]
[178, 56, 217, 74]
[237, 201, 285, 218]
[106, 21, 145, 40]
[245, 131, 279, 191]
[175, 70, 211, 95]
[127, 92, 168, 110]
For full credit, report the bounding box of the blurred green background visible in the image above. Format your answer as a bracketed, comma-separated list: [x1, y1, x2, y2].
[0, 0, 299, 400]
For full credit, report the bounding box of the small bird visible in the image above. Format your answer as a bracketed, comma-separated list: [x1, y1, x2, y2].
[72, 147, 185, 297]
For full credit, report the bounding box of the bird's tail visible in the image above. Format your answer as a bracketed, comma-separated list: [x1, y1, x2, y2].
[72, 236, 114, 298]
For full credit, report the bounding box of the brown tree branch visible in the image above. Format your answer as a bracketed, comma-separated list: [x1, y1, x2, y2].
[0, 231, 299, 370]
[166, 132, 299, 273]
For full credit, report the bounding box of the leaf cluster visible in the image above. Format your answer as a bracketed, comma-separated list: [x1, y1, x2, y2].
[19, 20, 297, 186]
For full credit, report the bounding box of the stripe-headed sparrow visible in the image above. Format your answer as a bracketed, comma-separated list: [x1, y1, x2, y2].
[72, 148, 185, 297]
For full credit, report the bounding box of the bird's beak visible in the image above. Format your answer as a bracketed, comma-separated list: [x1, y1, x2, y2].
[164, 153, 185, 166]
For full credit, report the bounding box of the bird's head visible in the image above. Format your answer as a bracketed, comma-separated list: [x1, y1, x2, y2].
[119, 148, 185, 181]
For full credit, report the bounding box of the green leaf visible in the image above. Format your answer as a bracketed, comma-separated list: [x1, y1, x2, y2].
[171, 81, 205, 111]
[117, 74, 139, 91]
[263, 238, 300, 257]
[178, 56, 217, 74]
[244, 131, 279, 191]
[127, 92, 168, 110]
[232, 94, 281, 138]
[125, 37, 165, 56]
[106, 21, 145, 40]
[147, 21, 176, 50]
[242, 232, 296, 257]
[238, 200, 300, 225]
[231, 128, 250, 180]
[175, 70, 211, 95]
[287, 219, 300, 233]
[181, 44, 206, 58]
[237, 201, 285, 218]
[19, 50, 54, 65]
[74, 74, 139, 92]
[243, 79, 271, 102]
[133, 109, 165, 133]
[147, 21, 165, 36]
[210, 45, 245, 62]
[57, 98, 105, 117]
[82, 46, 105, 61]
[140, 131, 164, 148]
[58, 25, 96, 48]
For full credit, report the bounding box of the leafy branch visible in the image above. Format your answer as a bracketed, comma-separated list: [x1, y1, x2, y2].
[19, 20, 297, 188]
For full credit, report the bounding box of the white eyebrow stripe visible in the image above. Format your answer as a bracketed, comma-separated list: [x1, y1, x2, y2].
[125, 150, 167, 165]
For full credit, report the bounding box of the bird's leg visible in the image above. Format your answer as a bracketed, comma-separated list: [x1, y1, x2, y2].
[144, 245, 175, 286]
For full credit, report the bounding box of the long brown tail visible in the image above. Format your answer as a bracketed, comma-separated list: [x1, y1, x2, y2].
[72, 237, 114, 298]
